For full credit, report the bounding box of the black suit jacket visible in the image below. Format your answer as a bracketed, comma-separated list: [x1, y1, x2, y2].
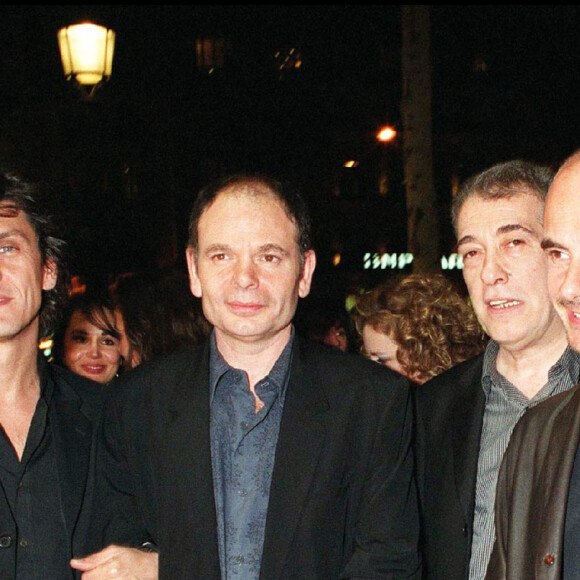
[414, 354, 485, 580]
[0, 356, 103, 579]
[96, 335, 421, 579]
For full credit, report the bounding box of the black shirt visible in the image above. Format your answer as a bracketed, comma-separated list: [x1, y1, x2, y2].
[0, 368, 72, 579]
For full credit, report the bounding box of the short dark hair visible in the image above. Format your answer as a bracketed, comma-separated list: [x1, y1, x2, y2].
[0, 171, 70, 338]
[187, 173, 312, 261]
[451, 160, 554, 234]
[112, 268, 211, 364]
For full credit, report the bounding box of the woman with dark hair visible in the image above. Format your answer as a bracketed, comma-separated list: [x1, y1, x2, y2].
[112, 268, 211, 370]
[52, 292, 122, 384]
[295, 296, 360, 353]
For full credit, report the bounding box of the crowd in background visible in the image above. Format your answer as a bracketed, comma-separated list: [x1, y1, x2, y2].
[51, 266, 486, 389]
[4, 155, 580, 580]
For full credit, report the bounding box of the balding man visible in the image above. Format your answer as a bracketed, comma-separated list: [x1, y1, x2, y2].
[486, 149, 580, 579]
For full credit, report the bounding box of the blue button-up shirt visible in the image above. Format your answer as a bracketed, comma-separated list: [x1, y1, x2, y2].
[209, 329, 294, 580]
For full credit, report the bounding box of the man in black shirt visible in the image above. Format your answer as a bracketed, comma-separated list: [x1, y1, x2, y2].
[0, 168, 139, 579]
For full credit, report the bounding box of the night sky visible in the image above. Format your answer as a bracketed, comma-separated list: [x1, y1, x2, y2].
[0, 5, 579, 290]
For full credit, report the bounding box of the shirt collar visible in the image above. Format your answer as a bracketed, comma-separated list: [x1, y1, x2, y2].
[481, 339, 499, 395]
[481, 339, 580, 396]
[208, 327, 295, 404]
[37, 352, 55, 404]
[551, 344, 580, 385]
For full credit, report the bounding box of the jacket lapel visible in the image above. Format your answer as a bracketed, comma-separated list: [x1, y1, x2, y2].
[161, 344, 220, 569]
[540, 385, 580, 514]
[451, 356, 486, 521]
[260, 338, 329, 579]
[49, 373, 94, 542]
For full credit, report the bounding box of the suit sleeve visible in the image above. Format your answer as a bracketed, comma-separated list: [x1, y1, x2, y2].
[93, 388, 154, 549]
[340, 379, 421, 579]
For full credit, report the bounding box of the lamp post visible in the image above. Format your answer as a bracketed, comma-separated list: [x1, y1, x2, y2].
[374, 125, 398, 196]
[56, 20, 120, 287]
[57, 22, 115, 100]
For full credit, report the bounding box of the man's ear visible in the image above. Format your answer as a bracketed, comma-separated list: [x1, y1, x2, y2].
[42, 259, 58, 291]
[298, 249, 316, 298]
[185, 247, 202, 298]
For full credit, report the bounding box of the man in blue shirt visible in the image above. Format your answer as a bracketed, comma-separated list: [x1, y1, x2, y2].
[75, 173, 420, 579]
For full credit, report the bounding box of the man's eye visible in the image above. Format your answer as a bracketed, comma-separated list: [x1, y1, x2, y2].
[547, 249, 569, 262]
[462, 250, 478, 260]
[262, 254, 281, 263]
[0, 245, 15, 253]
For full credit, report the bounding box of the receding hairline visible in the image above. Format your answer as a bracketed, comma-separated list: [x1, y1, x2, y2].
[205, 179, 291, 211]
[197, 179, 302, 237]
[457, 187, 545, 216]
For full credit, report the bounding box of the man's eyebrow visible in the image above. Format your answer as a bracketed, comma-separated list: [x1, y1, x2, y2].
[203, 243, 290, 255]
[203, 244, 231, 254]
[0, 206, 20, 218]
[456, 235, 474, 247]
[0, 229, 31, 242]
[456, 224, 533, 247]
[497, 223, 534, 235]
[541, 237, 565, 250]
[258, 243, 289, 255]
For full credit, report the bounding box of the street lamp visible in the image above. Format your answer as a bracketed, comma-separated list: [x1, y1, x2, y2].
[57, 22, 115, 99]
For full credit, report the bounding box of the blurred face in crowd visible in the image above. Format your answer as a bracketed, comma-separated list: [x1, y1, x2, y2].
[113, 308, 141, 370]
[362, 325, 414, 380]
[543, 157, 580, 353]
[187, 185, 316, 351]
[457, 192, 562, 353]
[321, 323, 348, 352]
[64, 309, 122, 384]
[0, 204, 57, 344]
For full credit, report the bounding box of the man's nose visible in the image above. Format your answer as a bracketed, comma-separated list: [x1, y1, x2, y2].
[480, 251, 509, 285]
[559, 259, 580, 303]
[233, 258, 258, 288]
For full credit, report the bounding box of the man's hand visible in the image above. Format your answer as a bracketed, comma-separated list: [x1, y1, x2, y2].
[70, 545, 158, 579]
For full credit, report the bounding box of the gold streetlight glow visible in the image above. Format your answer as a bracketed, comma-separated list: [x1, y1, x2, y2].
[58, 22, 115, 97]
[376, 125, 397, 143]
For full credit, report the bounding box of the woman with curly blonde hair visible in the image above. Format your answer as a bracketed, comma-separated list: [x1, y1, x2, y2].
[352, 273, 488, 385]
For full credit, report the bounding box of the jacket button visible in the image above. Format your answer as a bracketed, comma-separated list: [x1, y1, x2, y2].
[462, 525, 468, 536]
[544, 554, 555, 566]
[0, 536, 12, 548]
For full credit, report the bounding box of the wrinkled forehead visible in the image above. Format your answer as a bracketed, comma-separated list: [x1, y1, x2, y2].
[0, 201, 21, 218]
[457, 191, 544, 232]
[207, 184, 299, 232]
[0, 201, 36, 235]
[216, 182, 286, 211]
